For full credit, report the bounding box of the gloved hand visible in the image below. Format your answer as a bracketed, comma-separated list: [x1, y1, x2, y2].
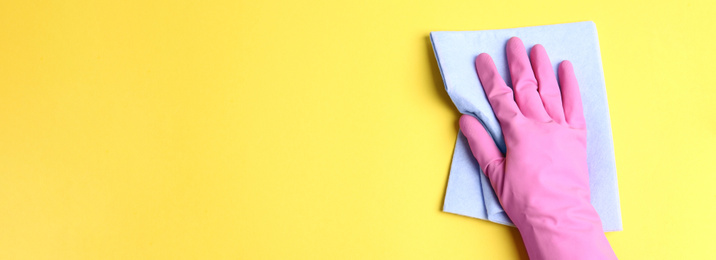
[459, 37, 617, 260]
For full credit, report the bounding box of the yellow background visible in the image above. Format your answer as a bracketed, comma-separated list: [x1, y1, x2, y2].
[1, 0, 714, 259]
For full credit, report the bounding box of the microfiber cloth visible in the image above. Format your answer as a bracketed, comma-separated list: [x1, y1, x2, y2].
[431, 21, 622, 231]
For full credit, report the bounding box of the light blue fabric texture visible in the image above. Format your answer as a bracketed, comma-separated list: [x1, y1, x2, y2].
[431, 21, 622, 231]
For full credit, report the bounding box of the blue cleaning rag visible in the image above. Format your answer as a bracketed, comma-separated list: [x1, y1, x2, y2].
[431, 21, 622, 231]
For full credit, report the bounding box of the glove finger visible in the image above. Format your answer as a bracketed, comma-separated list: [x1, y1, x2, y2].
[530, 44, 566, 124]
[506, 37, 551, 121]
[558, 61, 586, 128]
[475, 53, 522, 122]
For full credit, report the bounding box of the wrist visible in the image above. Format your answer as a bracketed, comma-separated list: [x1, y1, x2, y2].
[509, 203, 616, 260]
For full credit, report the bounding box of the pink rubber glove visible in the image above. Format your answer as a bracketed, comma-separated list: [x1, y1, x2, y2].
[459, 37, 617, 259]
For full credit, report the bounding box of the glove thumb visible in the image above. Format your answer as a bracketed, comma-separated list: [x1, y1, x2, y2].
[459, 114, 505, 181]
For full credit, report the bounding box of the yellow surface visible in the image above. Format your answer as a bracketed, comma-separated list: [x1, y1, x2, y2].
[1, 0, 714, 259]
